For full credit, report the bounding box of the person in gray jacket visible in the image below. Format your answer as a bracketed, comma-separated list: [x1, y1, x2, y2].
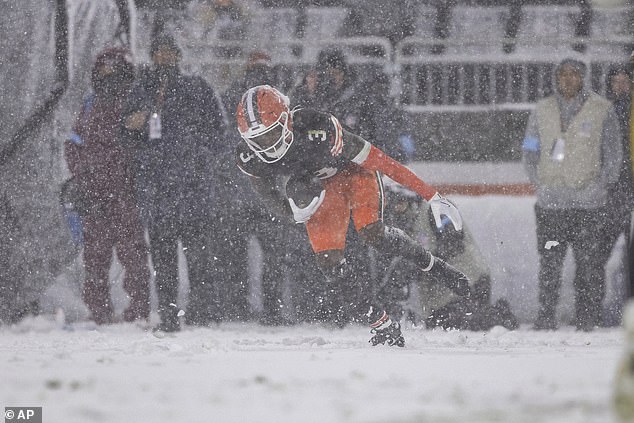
[522, 56, 623, 331]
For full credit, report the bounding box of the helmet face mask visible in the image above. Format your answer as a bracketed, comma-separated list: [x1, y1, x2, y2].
[237, 85, 294, 163]
[242, 111, 293, 162]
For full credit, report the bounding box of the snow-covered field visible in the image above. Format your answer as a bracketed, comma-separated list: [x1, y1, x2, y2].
[0, 318, 625, 423]
[2, 192, 630, 422]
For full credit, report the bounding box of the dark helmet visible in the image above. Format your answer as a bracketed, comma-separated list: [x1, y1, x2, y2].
[91, 47, 135, 92]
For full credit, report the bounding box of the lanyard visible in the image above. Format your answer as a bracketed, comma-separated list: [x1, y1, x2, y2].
[155, 77, 167, 113]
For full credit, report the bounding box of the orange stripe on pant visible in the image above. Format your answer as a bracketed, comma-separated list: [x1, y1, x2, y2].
[305, 165, 382, 253]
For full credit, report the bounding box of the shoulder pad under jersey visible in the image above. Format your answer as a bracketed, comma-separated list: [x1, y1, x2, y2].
[292, 108, 344, 159]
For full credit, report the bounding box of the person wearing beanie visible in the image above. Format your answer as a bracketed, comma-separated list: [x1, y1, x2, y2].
[147, 33, 182, 80]
[123, 33, 228, 332]
[149, 33, 181, 59]
[522, 56, 623, 331]
[65, 47, 151, 325]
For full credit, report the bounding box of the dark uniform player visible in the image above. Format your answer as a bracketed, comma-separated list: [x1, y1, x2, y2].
[236, 85, 470, 346]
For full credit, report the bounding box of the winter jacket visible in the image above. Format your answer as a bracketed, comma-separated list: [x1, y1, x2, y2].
[536, 93, 610, 189]
[66, 93, 137, 213]
[611, 94, 634, 209]
[522, 90, 622, 210]
[123, 66, 227, 226]
[293, 69, 383, 145]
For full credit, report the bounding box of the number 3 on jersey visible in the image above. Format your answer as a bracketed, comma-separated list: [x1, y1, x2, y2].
[240, 151, 256, 164]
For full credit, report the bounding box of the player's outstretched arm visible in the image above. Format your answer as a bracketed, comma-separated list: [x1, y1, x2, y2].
[342, 129, 463, 230]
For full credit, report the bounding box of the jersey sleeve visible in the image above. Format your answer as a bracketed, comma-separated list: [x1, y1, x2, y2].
[342, 129, 439, 202]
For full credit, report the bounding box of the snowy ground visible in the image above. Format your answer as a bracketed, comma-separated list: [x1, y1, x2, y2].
[3, 187, 631, 422]
[0, 317, 626, 423]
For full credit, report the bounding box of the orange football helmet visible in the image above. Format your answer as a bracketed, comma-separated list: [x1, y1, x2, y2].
[236, 85, 294, 163]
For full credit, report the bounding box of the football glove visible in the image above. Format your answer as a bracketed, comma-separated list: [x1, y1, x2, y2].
[288, 189, 325, 223]
[429, 192, 463, 231]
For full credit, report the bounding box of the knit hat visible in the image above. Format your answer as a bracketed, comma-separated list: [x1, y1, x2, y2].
[91, 47, 135, 90]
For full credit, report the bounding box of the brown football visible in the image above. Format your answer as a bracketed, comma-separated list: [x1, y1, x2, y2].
[286, 175, 324, 208]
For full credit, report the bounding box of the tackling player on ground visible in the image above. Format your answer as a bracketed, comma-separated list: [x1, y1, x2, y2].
[235, 85, 470, 347]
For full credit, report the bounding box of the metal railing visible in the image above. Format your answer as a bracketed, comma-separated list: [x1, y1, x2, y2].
[177, 35, 632, 110]
[136, 3, 633, 110]
[179, 37, 392, 91]
[393, 36, 633, 112]
[182, 36, 392, 67]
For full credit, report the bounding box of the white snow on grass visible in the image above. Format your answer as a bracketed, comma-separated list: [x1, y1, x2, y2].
[0, 317, 625, 423]
[3, 194, 630, 422]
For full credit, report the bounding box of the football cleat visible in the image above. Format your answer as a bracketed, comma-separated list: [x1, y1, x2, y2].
[367, 308, 405, 347]
[370, 321, 405, 347]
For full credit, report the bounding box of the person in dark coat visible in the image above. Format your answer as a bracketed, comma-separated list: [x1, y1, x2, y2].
[603, 65, 634, 324]
[302, 49, 371, 135]
[377, 184, 518, 332]
[65, 48, 151, 325]
[123, 33, 227, 332]
[217, 51, 278, 322]
[605, 65, 634, 234]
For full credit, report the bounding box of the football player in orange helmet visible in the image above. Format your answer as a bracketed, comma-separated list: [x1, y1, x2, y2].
[236, 85, 470, 346]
